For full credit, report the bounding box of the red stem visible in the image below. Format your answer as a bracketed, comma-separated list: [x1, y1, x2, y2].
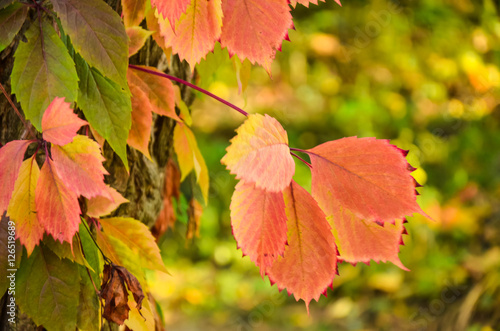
[290, 151, 312, 168]
[128, 64, 249, 117]
[0, 82, 37, 139]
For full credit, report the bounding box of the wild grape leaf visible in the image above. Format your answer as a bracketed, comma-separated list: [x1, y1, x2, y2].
[16, 245, 80, 331]
[0, 3, 28, 52]
[0, 140, 32, 215]
[51, 0, 129, 90]
[230, 181, 288, 275]
[35, 158, 81, 244]
[78, 220, 102, 285]
[145, 3, 173, 59]
[173, 122, 209, 203]
[41, 97, 88, 146]
[51, 135, 110, 200]
[75, 53, 131, 170]
[6, 156, 43, 256]
[100, 217, 168, 273]
[127, 26, 153, 57]
[77, 265, 100, 331]
[266, 181, 337, 312]
[127, 85, 153, 159]
[0, 213, 22, 297]
[152, 0, 191, 29]
[220, 0, 293, 73]
[328, 198, 408, 269]
[127, 66, 180, 120]
[221, 114, 295, 192]
[290, 0, 342, 8]
[308, 137, 425, 222]
[122, 0, 146, 27]
[166, 0, 223, 68]
[11, 21, 78, 130]
[86, 185, 129, 218]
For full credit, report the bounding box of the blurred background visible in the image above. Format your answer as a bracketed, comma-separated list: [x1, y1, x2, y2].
[148, 0, 500, 330]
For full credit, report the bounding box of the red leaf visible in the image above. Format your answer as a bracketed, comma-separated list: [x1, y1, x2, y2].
[151, 0, 191, 30]
[230, 181, 288, 275]
[221, 114, 295, 192]
[329, 199, 408, 270]
[266, 181, 337, 312]
[51, 135, 110, 199]
[35, 157, 81, 244]
[0, 140, 31, 215]
[127, 85, 153, 159]
[290, 0, 341, 8]
[41, 97, 88, 146]
[220, 0, 293, 73]
[86, 185, 128, 218]
[308, 137, 425, 222]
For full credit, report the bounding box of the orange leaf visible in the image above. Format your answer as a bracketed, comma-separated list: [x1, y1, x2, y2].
[329, 199, 408, 270]
[127, 85, 153, 159]
[6, 156, 44, 256]
[266, 181, 337, 312]
[41, 97, 88, 146]
[127, 26, 153, 57]
[122, 0, 146, 27]
[221, 114, 295, 192]
[0, 140, 32, 215]
[290, 0, 341, 8]
[151, 0, 191, 30]
[127, 66, 180, 121]
[230, 181, 288, 275]
[35, 157, 81, 244]
[51, 135, 110, 199]
[167, 0, 222, 68]
[86, 185, 128, 218]
[308, 137, 425, 222]
[145, 4, 172, 59]
[220, 0, 292, 73]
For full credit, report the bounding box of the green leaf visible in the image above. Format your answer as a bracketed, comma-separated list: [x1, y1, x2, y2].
[78, 220, 102, 285]
[0, 213, 21, 297]
[75, 53, 131, 169]
[0, 0, 15, 10]
[51, 0, 129, 90]
[43, 234, 94, 272]
[0, 3, 28, 52]
[11, 21, 78, 130]
[16, 245, 80, 331]
[77, 265, 100, 331]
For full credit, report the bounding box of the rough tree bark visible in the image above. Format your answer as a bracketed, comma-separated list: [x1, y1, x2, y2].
[0, 0, 193, 329]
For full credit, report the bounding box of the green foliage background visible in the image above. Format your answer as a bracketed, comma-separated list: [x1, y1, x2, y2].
[150, 0, 500, 330]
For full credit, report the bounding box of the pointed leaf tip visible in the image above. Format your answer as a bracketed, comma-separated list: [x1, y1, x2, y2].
[42, 97, 87, 146]
[221, 114, 295, 192]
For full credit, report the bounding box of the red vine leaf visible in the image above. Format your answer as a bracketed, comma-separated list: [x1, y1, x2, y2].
[290, 0, 342, 8]
[221, 114, 295, 192]
[35, 157, 81, 244]
[230, 181, 288, 275]
[308, 137, 425, 222]
[220, 0, 293, 73]
[41, 97, 87, 146]
[51, 135, 110, 200]
[127, 85, 153, 159]
[151, 0, 191, 30]
[127, 26, 153, 57]
[0, 139, 32, 215]
[86, 185, 128, 218]
[266, 181, 337, 312]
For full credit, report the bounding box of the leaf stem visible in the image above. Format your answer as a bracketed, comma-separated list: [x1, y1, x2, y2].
[290, 151, 312, 168]
[0, 82, 37, 139]
[81, 218, 111, 264]
[128, 64, 249, 117]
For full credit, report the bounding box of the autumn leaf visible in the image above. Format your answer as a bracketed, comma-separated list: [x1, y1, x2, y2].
[11, 21, 78, 130]
[290, 0, 342, 8]
[173, 122, 209, 204]
[127, 85, 153, 159]
[35, 157, 81, 244]
[51, 135, 110, 200]
[230, 181, 288, 275]
[220, 0, 293, 73]
[308, 137, 425, 222]
[86, 185, 129, 218]
[51, 0, 129, 90]
[0, 3, 28, 52]
[0, 139, 31, 215]
[127, 26, 153, 57]
[43, 235, 95, 272]
[221, 114, 295, 192]
[329, 199, 408, 270]
[16, 245, 80, 330]
[100, 217, 168, 273]
[41, 97, 88, 146]
[6, 156, 43, 256]
[266, 181, 337, 312]
[152, 0, 191, 30]
[145, 2, 173, 59]
[122, 0, 146, 27]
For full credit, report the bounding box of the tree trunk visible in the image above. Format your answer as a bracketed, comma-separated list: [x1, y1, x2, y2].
[0, 0, 193, 328]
